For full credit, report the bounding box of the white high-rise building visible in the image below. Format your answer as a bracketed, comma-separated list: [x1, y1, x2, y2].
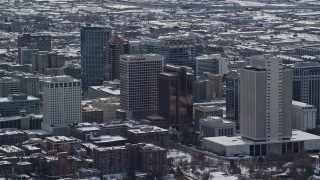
[120, 54, 164, 119]
[41, 75, 82, 135]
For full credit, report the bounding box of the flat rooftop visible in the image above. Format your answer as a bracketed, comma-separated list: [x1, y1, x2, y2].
[45, 136, 75, 143]
[127, 126, 168, 134]
[204, 130, 320, 146]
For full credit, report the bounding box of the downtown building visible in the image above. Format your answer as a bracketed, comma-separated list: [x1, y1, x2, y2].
[159, 64, 193, 131]
[81, 24, 112, 87]
[225, 70, 240, 130]
[203, 55, 320, 156]
[120, 54, 164, 119]
[104, 34, 129, 81]
[292, 62, 320, 124]
[41, 75, 82, 135]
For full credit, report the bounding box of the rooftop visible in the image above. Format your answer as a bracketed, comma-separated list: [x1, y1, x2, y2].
[127, 125, 168, 134]
[45, 136, 75, 143]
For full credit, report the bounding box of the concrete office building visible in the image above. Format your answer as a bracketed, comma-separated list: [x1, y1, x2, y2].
[159, 64, 193, 130]
[32, 51, 65, 75]
[199, 116, 236, 137]
[195, 54, 229, 75]
[292, 62, 320, 123]
[194, 105, 223, 128]
[0, 77, 20, 97]
[0, 94, 40, 116]
[120, 54, 164, 119]
[226, 70, 240, 130]
[81, 25, 112, 86]
[202, 55, 320, 156]
[198, 73, 224, 98]
[292, 101, 317, 131]
[104, 34, 129, 81]
[92, 97, 120, 124]
[41, 76, 82, 135]
[194, 78, 215, 103]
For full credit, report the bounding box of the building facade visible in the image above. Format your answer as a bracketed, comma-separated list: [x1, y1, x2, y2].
[0, 94, 40, 117]
[0, 77, 20, 97]
[120, 54, 164, 119]
[226, 70, 240, 130]
[195, 54, 229, 75]
[42, 76, 82, 135]
[159, 64, 193, 130]
[292, 100, 317, 131]
[292, 62, 320, 124]
[104, 34, 129, 81]
[81, 25, 112, 86]
[199, 116, 236, 137]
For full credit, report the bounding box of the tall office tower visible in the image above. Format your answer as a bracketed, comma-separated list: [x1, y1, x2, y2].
[240, 55, 292, 146]
[81, 25, 112, 87]
[0, 77, 20, 97]
[195, 54, 229, 76]
[104, 35, 129, 81]
[159, 34, 202, 70]
[41, 75, 82, 135]
[159, 64, 193, 130]
[198, 72, 224, 98]
[292, 62, 320, 124]
[226, 70, 240, 130]
[120, 54, 164, 119]
[32, 51, 65, 74]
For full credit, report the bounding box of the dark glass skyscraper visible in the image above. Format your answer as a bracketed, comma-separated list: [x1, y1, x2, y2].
[104, 34, 129, 81]
[226, 70, 240, 130]
[159, 64, 193, 131]
[293, 62, 320, 124]
[81, 25, 111, 86]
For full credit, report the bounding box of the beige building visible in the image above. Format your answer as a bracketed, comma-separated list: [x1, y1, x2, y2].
[92, 97, 120, 124]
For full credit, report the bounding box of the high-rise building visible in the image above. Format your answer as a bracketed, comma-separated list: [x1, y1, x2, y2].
[292, 62, 320, 124]
[0, 77, 20, 97]
[159, 35, 202, 70]
[81, 25, 112, 86]
[195, 54, 229, 76]
[159, 64, 193, 130]
[120, 54, 164, 119]
[41, 75, 82, 135]
[104, 35, 129, 81]
[240, 55, 292, 143]
[202, 56, 320, 156]
[20, 47, 38, 65]
[292, 100, 317, 131]
[226, 70, 240, 130]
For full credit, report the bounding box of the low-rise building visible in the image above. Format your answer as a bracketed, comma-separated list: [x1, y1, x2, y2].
[0, 130, 28, 146]
[0, 94, 40, 117]
[127, 126, 168, 147]
[292, 100, 317, 131]
[199, 116, 236, 137]
[194, 105, 224, 128]
[0, 145, 25, 156]
[82, 106, 104, 124]
[44, 136, 76, 154]
[92, 97, 120, 124]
